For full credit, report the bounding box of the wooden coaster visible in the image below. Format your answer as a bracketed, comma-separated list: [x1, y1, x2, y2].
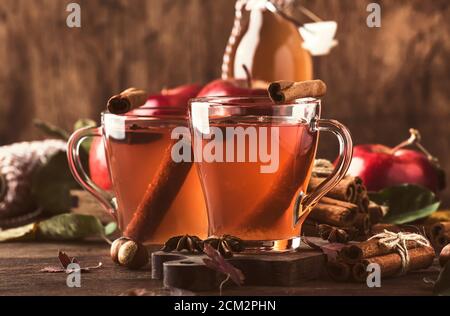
[152, 245, 326, 291]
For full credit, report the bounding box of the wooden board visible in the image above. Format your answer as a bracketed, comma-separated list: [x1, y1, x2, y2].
[152, 247, 326, 291]
[0, 241, 441, 296]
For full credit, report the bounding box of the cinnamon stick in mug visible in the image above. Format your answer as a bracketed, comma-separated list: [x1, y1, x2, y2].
[124, 141, 192, 242]
[268, 80, 327, 103]
[107, 87, 148, 114]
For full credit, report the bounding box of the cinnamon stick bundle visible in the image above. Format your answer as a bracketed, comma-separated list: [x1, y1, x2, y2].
[309, 198, 358, 227]
[354, 213, 370, 236]
[107, 87, 148, 114]
[327, 260, 352, 282]
[268, 80, 327, 103]
[368, 201, 384, 225]
[124, 141, 192, 242]
[339, 238, 424, 264]
[430, 222, 450, 250]
[308, 176, 359, 204]
[351, 246, 435, 282]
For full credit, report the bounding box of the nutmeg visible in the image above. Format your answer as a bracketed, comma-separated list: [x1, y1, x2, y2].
[110, 237, 131, 264]
[118, 240, 149, 269]
[439, 244, 450, 267]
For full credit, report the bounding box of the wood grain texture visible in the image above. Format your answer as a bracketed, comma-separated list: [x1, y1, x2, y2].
[0, 0, 448, 204]
[0, 241, 440, 295]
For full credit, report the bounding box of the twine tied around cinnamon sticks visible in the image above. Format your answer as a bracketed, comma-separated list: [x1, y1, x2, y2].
[369, 230, 432, 275]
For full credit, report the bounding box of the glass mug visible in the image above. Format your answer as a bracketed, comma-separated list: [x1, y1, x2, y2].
[189, 96, 353, 252]
[67, 110, 208, 244]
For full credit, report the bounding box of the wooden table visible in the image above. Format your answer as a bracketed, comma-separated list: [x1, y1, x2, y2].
[0, 242, 441, 296]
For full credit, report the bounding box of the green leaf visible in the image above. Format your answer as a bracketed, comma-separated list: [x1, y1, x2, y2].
[36, 213, 105, 241]
[434, 262, 450, 296]
[34, 119, 70, 141]
[104, 222, 117, 236]
[0, 223, 37, 242]
[31, 150, 79, 215]
[74, 119, 97, 153]
[74, 119, 97, 131]
[369, 184, 441, 224]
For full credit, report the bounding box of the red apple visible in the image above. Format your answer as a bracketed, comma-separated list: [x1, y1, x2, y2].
[347, 133, 445, 193]
[197, 79, 267, 97]
[162, 83, 203, 106]
[89, 137, 112, 190]
[90, 84, 203, 190]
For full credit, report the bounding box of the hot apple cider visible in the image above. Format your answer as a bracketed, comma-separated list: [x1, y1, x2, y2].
[105, 122, 207, 244]
[193, 116, 318, 243]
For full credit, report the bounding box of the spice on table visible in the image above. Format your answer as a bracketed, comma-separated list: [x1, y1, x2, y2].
[110, 236, 131, 264]
[204, 235, 245, 258]
[317, 224, 356, 244]
[308, 198, 357, 227]
[117, 239, 149, 270]
[325, 230, 435, 282]
[430, 221, 450, 251]
[439, 244, 450, 267]
[161, 235, 203, 253]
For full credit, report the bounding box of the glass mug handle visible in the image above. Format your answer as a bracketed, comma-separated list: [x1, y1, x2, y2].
[67, 127, 117, 220]
[294, 119, 353, 224]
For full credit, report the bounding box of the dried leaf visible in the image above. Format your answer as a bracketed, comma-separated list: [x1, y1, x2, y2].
[203, 243, 244, 286]
[301, 236, 346, 261]
[40, 251, 102, 273]
[58, 251, 72, 269]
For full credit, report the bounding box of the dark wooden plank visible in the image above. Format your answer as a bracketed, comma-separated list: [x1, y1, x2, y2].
[0, 242, 440, 296]
[152, 249, 325, 291]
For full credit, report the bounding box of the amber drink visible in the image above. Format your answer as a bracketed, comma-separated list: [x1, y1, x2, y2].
[190, 96, 353, 252]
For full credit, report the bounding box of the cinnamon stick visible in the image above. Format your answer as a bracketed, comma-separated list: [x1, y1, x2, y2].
[354, 213, 370, 237]
[339, 238, 424, 264]
[351, 246, 435, 282]
[268, 80, 327, 103]
[308, 176, 358, 203]
[123, 141, 192, 242]
[107, 87, 148, 114]
[327, 260, 352, 282]
[430, 222, 450, 250]
[233, 155, 308, 230]
[309, 198, 358, 227]
[368, 201, 384, 224]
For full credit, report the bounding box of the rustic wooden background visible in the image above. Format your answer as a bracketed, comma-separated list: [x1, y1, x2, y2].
[0, 0, 449, 204]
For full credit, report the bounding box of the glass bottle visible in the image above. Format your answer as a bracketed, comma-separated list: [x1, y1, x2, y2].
[222, 0, 313, 82]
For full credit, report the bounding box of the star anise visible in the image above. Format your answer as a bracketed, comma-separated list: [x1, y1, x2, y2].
[318, 224, 357, 244]
[203, 235, 244, 258]
[161, 235, 203, 253]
